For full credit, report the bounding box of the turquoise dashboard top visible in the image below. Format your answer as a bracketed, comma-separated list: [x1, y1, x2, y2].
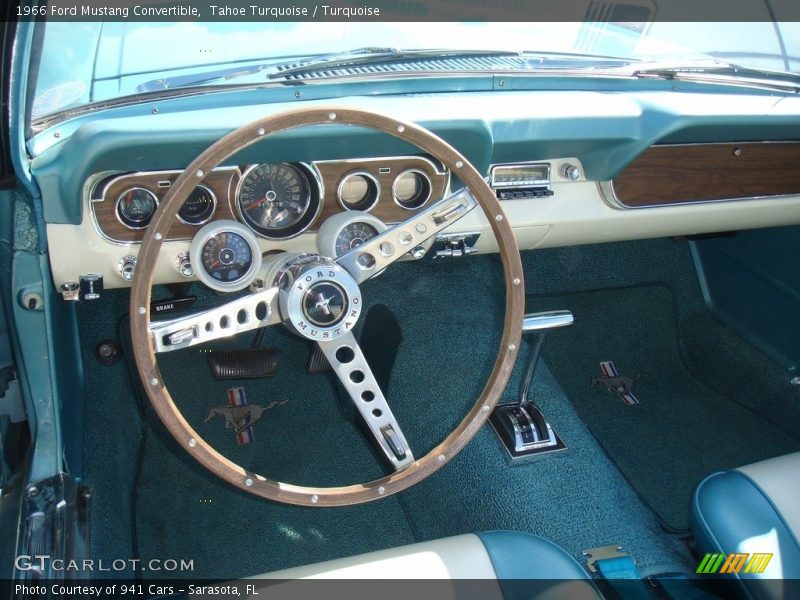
[29, 82, 800, 225]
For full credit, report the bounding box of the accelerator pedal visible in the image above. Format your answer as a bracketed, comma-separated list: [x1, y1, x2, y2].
[207, 348, 281, 380]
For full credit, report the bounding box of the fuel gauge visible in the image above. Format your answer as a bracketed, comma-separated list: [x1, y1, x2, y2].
[116, 187, 157, 229]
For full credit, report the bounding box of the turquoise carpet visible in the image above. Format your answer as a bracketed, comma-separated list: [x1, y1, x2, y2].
[79, 240, 744, 577]
[537, 284, 800, 531]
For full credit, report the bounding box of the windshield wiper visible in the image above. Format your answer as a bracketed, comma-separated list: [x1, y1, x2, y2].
[627, 61, 800, 93]
[137, 64, 270, 92]
[267, 48, 524, 79]
[137, 47, 635, 92]
[267, 47, 634, 79]
[136, 48, 403, 92]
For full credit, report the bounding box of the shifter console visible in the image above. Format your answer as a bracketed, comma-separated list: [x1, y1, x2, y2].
[490, 310, 573, 463]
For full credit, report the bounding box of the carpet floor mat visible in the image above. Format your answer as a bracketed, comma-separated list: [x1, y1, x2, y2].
[121, 318, 417, 579]
[79, 253, 698, 577]
[535, 284, 800, 531]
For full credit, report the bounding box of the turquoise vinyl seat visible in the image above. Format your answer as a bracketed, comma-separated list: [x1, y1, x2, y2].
[692, 452, 800, 600]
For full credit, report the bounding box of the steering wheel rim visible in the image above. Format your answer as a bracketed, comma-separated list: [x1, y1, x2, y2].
[130, 107, 524, 506]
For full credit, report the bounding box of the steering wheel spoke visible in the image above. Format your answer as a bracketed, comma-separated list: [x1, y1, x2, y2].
[336, 187, 478, 283]
[150, 287, 281, 353]
[318, 333, 414, 471]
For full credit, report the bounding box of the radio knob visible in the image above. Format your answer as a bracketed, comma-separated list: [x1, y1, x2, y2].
[177, 253, 194, 278]
[119, 256, 137, 281]
[560, 163, 581, 181]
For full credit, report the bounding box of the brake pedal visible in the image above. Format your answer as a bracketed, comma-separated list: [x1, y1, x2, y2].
[207, 348, 280, 380]
[307, 343, 331, 374]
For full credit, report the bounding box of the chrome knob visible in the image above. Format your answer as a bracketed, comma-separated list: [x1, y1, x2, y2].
[560, 163, 581, 181]
[177, 252, 194, 278]
[119, 256, 137, 281]
[411, 245, 427, 259]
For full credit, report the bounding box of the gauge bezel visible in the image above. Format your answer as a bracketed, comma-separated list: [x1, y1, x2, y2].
[177, 184, 218, 226]
[115, 187, 159, 229]
[189, 220, 262, 292]
[392, 168, 433, 211]
[235, 162, 322, 240]
[316, 211, 387, 259]
[337, 170, 381, 212]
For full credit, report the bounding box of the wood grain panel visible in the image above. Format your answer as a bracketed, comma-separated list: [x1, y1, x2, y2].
[91, 168, 239, 243]
[312, 156, 448, 226]
[611, 142, 800, 207]
[91, 157, 448, 243]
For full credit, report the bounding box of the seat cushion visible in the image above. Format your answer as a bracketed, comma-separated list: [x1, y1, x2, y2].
[259, 531, 600, 599]
[692, 452, 800, 599]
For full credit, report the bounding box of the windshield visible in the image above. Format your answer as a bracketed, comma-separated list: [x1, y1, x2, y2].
[30, 21, 800, 120]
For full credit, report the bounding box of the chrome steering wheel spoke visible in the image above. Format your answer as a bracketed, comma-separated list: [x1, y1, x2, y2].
[336, 187, 478, 283]
[150, 287, 281, 353]
[318, 332, 414, 471]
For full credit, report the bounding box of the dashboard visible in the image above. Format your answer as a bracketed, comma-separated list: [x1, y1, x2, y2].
[33, 90, 800, 296]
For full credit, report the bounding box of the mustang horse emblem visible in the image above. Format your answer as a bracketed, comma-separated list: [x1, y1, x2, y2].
[591, 361, 646, 405]
[205, 387, 287, 444]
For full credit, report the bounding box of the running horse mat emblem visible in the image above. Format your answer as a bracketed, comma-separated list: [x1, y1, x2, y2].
[592, 361, 646, 405]
[205, 387, 287, 444]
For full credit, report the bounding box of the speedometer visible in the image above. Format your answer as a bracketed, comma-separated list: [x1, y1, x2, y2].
[236, 163, 320, 239]
[189, 220, 262, 292]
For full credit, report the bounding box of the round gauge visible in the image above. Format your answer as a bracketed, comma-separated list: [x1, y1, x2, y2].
[116, 187, 158, 229]
[178, 185, 216, 225]
[393, 169, 432, 210]
[316, 211, 387, 259]
[335, 222, 380, 257]
[189, 220, 262, 292]
[338, 172, 380, 211]
[236, 163, 320, 239]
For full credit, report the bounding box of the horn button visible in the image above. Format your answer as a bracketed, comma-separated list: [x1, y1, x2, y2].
[272, 253, 362, 341]
[302, 281, 347, 327]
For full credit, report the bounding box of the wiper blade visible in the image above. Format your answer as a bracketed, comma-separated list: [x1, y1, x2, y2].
[137, 47, 636, 92]
[627, 61, 800, 92]
[137, 64, 269, 92]
[136, 48, 402, 92]
[267, 48, 524, 79]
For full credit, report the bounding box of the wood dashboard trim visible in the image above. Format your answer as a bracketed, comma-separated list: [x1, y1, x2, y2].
[608, 142, 800, 208]
[89, 156, 448, 244]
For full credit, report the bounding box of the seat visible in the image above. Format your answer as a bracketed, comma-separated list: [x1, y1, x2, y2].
[260, 530, 601, 599]
[692, 452, 800, 599]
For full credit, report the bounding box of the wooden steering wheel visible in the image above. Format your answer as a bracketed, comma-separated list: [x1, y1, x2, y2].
[130, 108, 524, 506]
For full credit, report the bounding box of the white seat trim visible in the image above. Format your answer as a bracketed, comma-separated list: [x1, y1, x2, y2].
[737, 451, 800, 538]
[257, 533, 501, 581]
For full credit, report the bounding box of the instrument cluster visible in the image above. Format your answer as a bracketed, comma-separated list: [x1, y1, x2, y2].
[91, 156, 448, 245]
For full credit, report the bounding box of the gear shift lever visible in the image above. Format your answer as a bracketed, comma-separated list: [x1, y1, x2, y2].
[490, 310, 573, 462]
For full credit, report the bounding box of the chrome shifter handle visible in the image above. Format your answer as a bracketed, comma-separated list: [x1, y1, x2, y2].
[522, 310, 574, 334]
[518, 310, 574, 408]
[490, 309, 574, 462]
